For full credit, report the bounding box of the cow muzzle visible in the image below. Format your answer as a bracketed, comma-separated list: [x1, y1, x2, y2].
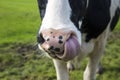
[37, 28, 80, 61]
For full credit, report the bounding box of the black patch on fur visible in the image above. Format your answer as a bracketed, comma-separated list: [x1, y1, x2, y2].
[69, 0, 112, 42]
[69, 0, 87, 29]
[110, 7, 120, 31]
[81, 0, 111, 42]
[37, 0, 48, 20]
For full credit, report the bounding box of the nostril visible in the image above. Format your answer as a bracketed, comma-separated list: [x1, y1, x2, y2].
[37, 34, 45, 44]
[48, 46, 54, 50]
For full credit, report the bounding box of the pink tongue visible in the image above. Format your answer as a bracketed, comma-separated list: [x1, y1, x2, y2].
[56, 36, 80, 61]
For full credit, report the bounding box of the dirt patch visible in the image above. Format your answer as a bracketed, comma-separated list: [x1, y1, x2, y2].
[0, 42, 42, 55]
[109, 32, 120, 40]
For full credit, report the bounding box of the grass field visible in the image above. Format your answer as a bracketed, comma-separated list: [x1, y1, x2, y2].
[0, 0, 120, 80]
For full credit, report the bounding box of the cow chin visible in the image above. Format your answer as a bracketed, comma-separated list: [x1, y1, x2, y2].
[56, 35, 80, 61]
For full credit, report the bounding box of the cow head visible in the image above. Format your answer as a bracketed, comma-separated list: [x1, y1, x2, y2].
[37, 0, 87, 61]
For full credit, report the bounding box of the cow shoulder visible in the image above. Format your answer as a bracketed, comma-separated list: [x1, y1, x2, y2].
[81, 0, 111, 42]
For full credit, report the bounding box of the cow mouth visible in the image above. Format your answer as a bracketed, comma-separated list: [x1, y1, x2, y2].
[55, 35, 80, 61]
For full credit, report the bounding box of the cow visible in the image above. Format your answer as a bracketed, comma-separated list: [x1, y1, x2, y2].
[37, 0, 120, 80]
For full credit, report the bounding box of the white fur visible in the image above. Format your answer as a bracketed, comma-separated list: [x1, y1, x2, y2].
[86, 0, 89, 8]
[79, 21, 82, 29]
[110, 0, 119, 22]
[38, 0, 120, 80]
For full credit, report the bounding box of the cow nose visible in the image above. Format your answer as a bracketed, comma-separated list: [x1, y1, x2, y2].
[37, 34, 45, 44]
[37, 33, 63, 54]
[37, 29, 80, 61]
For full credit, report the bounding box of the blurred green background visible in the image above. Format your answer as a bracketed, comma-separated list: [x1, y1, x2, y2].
[0, 0, 120, 80]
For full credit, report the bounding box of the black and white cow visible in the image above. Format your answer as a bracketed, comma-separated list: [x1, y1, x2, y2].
[37, 0, 120, 80]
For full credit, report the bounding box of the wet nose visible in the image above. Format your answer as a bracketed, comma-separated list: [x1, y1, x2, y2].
[37, 28, 80, 61]
[38, 28, 72, 55]
[37, 33, 62, 54]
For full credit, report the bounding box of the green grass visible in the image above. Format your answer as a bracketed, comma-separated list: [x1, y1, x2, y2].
[0, 0, 120, 80]
[0, 0, 40, 45]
